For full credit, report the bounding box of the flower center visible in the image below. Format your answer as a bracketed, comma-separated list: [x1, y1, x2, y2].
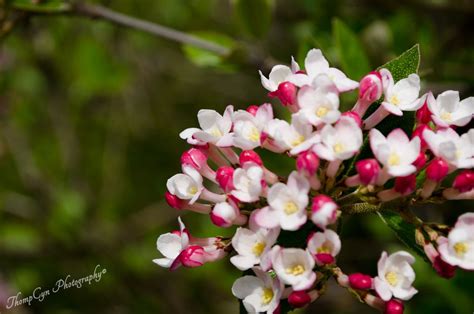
[284, 201, 298, 215]
[252, 241, 266, 257]
[286, 264, 305, 276]
[385, 271, 399, 286]
[317, 245, 331, 254]
[389, 95, 400, 106]
[333, 143, 345, 154]
[388, 153, 400, 166]
[441, 112, 452, 122]
[316, 107, 329, 117]
[453, 242, 468, 256]
[209, 127, 223, 137]
[248, 126, 260, 143]
[291, 135, 305, 147]
[261, 288, 274, 305]
[188, 186, 198, 196]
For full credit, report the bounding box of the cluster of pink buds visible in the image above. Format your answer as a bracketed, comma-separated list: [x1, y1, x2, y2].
[154, 48, 473, 313]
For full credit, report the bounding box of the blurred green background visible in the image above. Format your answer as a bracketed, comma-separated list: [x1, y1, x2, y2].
[0, 0, 473, 313]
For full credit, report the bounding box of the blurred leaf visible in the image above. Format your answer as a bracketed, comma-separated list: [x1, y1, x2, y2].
[0, 223, 40, 253]
[9, 0, 71, 12]
[377, 210, 430, 264]
[182, 31, 236, 71]
[332, 18, 370, 80]
[234, 0, 274, 38]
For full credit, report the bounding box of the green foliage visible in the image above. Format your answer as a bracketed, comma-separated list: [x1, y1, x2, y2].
[233, 0, 274, 38]
[9, 0, 70, 12]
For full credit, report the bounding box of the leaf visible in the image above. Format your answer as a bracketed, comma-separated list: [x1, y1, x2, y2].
[9, 0, 71, 13]
[234, 0, 274, 38]
[332, 18, 371, 80]
[377, 210, 430, 264]
[182, 31, 236, 71]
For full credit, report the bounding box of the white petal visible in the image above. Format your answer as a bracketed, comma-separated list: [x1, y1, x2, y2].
[152, 258, 173, 268]
[232, 276, 263, 299]
[374, 277, 392, 301]
[305, 49, 329, 77]
[230, 255, 258, 271]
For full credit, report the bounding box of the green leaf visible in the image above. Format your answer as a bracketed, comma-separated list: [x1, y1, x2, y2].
[332, 18, 371, 80]
[182, 31, 236, 71]
[9, 0, 71, 13]
[377, 210, 430, 264]
[234, 0, 274, 38]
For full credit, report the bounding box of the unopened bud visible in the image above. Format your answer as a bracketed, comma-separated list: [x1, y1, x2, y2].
[348, 273, 373, 290]
[296, 151, 320, 176]
[216, 166, 234, 192]
[453, 170, 474, 192]
[288, 290, 311, 308]
[426, 158, 449, 182]
[268, 81, 297, 106]
[239, 150, 263, 166]
[356, 159, 380, 185]
[385, 299, 404, 314]
[394, 174, 416, 195]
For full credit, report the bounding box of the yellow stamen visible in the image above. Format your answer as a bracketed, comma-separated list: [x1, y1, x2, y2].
[441, 112, 452, 122]
[389, 95, 400, 106]
[284, 201, 298, 215]
[286, 264, 305, 276]
[209, 127, 223, 137]
[388, 153, 400, 166]
[454, 242, 468, 256]
[291, 135, 305, 147]
[333, 143, 345, 154]
[188, 186, 198, 196]
[385, 271, 398, 286]
[252, 242, 266, 257]
[316, 107, 329, 117]
[261, 288, 274, 305]
[248, 127, 260, 143]
[317, 245, 331, 254]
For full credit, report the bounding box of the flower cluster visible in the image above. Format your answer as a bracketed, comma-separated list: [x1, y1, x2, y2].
[155, 48, 473, 313]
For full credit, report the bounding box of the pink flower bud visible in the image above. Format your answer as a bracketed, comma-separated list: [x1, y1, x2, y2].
[413, 152, 427, 170]
[268, 81, 297, 106]
[358, 71, 383, 103]
[342, 111, 362, 127]
[426, 158, 449, 182]
[180, 245, 206, 268]
[416, 102, 432, 125]
[246, 105, 259, 116]
[348, 273, 373, 290]
[385, 299, 404, 314]
[181, 148, 208, 170]
[412, 124, 430, 150]
[296, 151, 320, 176]
[314, 253, 334, 265]
[433, 256, 456, 279]
[165, 191, 184, 209]
[239, 150, 263, 166]
[311, 195, 338, 229]
[356, 159, 380, 185]
[210, 202, 242, 228]
[216, 166, 234, 192]
[453, 170, 474, 192]
[288, 290, 311, 308]
[394, 174, 416, 195]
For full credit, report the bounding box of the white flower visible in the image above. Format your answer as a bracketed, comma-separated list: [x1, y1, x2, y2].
[374, 251, 418, 301]
[427, 90, 474, 127]
[259, 65, 296, 92]
[230, 227, 280, 271]
[423, 128, 474, 169]
[272, 246, 317, 290]
[153, 217, 189, 269]
[254, 171, 310, 231]
[380, 69, 422, 116]
[313, 117, 363, 161]
[266, 115, 320, 155]
[437, 212, 474, 270]
[166, 166, 203, 204]
[231, 164, 264, 202]
[307, 229, 341, 262]
[180, 105, 233, 146]
[369, 128, 420, 176]
[310, 195, 338, 230]
[233, 104, 274, 150]
[232, 267, 283, 314]
[290, 49, 358, 92]
[296, 84, 341, 127]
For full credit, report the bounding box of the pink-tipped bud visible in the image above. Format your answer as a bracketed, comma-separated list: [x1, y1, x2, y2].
[385, 299, 404, 314]
[296, 151, 320, 176]
[394, 174, 416, 195]
[416, 102, 432, 125]
[311, 195, 338, 229]
[453, 170, 474, 192]
[246, 105, 259, 116]
[356, 159, 380, 185]
[165, 191, 185, 209]
[268, 81, 297, 106]
[433, 256, 456, 279]
[426, 158, 449, 182]
[412, 124, 430, 150]
[348, 273, 373, 290]
[413, 152, 427, 170]
[216, 166, 234, 192]
[181, 148, 208, 170]
[358, 71, 383, 103]
[288, 291, 311, 308]
[180, 245, 206, 268]
[210, 202, 238, 228]
[342, 111, 362, 127]
[239, 150, 263, 166]
[314, 253, 334, 265]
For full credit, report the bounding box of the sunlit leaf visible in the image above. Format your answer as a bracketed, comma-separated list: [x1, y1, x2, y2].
[9, 0, 71, 13]
[233, 0, 274, 38]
